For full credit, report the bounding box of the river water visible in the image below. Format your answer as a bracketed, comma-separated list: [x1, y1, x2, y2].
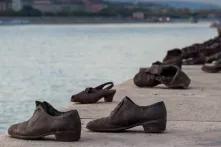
[0, 23, 217, 132]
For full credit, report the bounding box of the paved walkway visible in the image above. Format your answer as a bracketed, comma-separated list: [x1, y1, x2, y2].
[1, 66, 221, 147]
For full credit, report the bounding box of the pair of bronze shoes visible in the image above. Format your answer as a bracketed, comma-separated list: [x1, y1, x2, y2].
[70, 82, 166, 133]
[134, 62, 191, 89]
[8, 97, 167, 142]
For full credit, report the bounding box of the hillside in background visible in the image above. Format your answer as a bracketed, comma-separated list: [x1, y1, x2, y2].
[155, 1, 221, 10]
[1, 0, 220, 19]
[105, 0, 221, 10]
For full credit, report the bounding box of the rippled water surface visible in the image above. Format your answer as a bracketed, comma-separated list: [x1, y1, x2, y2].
[0, 23, 217, 132]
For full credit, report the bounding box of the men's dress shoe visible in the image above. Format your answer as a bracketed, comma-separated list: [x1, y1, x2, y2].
[202, 59, 221, 73]
[8, 101, 81, 142]
[87, 97, 167, 133]
[152, 64, 191, 89]
[163, 48, 183, 68]
[71, 82, 116, 104]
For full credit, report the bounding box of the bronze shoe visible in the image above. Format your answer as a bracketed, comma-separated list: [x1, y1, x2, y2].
[71, 82, 116, 104]
[163, 48, 183, 68]
[133, 67, 160, 87]
[182, 54, 206, 65]
[206, 52, 221, 63]
[133, 62, 162, 87]
[8, 101, 81, 142]
[86, 96, 167, 133]
[152, 64, 191, 89]
[202, 59, 221, 73]
[134, 62, 190, 89]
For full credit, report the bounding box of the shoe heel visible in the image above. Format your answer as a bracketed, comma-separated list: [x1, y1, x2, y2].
[55, 131, 80, 142]
[142, 119, 166, 133]
[104, 91, 116, 102]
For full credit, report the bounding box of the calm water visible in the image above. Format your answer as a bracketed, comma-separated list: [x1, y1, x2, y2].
[0, 23, 217, 133]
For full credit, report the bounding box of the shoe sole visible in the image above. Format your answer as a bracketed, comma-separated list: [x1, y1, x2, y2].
[72, 90, 116, 104]
[9, 131, 80, 142]
[202, 67, 221, 73]
[87, 119, 166, 133]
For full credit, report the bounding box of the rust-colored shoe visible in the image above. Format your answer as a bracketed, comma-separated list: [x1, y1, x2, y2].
[71, 82, 116, 104]
[202, 59, 221, 73]
[8, 101, 81, 142]
[86, 96, 167, 133]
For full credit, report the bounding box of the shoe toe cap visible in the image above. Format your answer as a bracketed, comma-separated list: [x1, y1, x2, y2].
[86, 120, 98, 130]
[8, 124, 18, 136]
[86, 118, 107, 131]
[86, 117, 117, 132]
[71, 95, 78, 102]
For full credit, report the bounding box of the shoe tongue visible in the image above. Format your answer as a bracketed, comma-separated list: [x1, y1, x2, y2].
[85, 87, 94, 93]
[35, 101, 43, 107]
[110, 96, 131, 117]
[35, 101, 48, 112]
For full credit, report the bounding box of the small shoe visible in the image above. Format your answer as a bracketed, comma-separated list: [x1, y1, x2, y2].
[134, 62, 190, 89]
[71, 82, 116, 104]
[8, 101, 81, 142]
[205, 52, 221, 63]
[153, 64, 191, 89]
[163, 48, 183, 68]
[86, 96, 167, 133]
[133, 67, 160, 87]
[133, 62, 162, 87]
[182, 55, 206, 65]
[202, 59, 221, 73]
[182, 43, 201, 59]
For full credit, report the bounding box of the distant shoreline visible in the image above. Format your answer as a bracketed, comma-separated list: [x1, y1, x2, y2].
[0, 16, 209, 25]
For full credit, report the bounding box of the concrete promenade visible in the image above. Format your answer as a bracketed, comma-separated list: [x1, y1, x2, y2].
[1, 66, 221, 147]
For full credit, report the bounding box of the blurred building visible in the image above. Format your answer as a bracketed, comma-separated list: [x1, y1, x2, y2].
[83, 0, 104, 13]
[12, 0, 22, 11]
[0, 0, 105, 14]
[29, 0, 104, 13]
[0, 0, 11, 12]
[132, 12, 144, 20]
[158, 17, 171, 23]
[22, 0, 32, 6]
[32, 0, 84, 13]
